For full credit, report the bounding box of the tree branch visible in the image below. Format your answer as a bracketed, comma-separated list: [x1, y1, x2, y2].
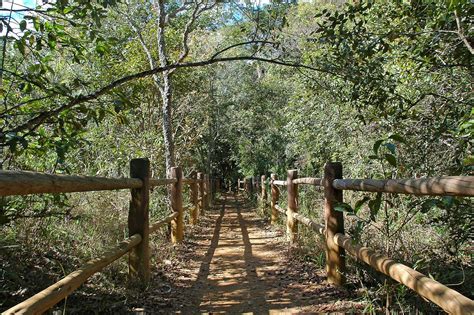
[3, 55, 336, 138]
[454, 10, 474, 55]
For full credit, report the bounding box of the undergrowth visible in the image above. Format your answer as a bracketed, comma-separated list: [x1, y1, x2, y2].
[254, 184, 473, 314]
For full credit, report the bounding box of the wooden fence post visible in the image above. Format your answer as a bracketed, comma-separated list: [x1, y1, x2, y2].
[208, 175, 212, 206]
[270, 173, 279, 224]
[287, 169, 298, 244]
[261, 175, 267, 205]
[189, 171, 198, 225]
[324, 162, 345, 285]
[197, 172, 204, 215]
[128, 158, 150, 284]
[171, 166, 184, 244]
[203, 174, 210, 211]
[249, 177, 254, 197]
[216, 177, 221, 192]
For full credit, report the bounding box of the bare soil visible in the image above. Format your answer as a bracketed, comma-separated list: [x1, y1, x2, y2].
[144, 194, 363, 314]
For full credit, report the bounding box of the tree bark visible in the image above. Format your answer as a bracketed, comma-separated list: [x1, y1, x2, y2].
[161, 72, 175, 175]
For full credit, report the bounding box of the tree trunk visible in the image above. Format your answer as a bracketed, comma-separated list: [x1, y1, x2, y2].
[161, 72, 175, 176]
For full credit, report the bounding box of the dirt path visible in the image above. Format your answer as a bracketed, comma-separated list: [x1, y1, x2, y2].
[158, 194, 362, 314]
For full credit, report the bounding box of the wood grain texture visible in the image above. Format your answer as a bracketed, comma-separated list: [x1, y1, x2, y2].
[4, 234, 141, 315]
[189, 171, 199, 225]
[292, 177, 322, 186]
[324, 162, 345, 286]
[0, 170, 142, 196]
[332, 176, 474, 196]
[128, 158, 151, 284]
[272, 180, 287, 186]
[293, 212, 325, 235]
[287, 170, 298, 244]
[334, 233, 474, 315]
[149, 178, 177, 187]
[149, 212, 179, 233]
[261, 175, 267, 205]
[274, 204, 286, 215]
[197, 173, 204, 215]
[170, 167, 184, 244]
[270, 174, 281, 224]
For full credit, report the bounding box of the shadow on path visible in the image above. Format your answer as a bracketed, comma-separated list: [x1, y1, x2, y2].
[175, 193, 361, 314]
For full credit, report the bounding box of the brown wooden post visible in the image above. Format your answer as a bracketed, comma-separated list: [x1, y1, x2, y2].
[204, 174, 210, 211]
[189, 171, 198, 225]
[287, 170, 298, 244]
[128, 158, 151, 284]
[208, 175, 213, 206]
[324, 162, 345, 285]
[270, 174, 280, 224]
[197, 172, 204, 215]
[171, 166, 184, 244]
[249, 177, 254, 197]
[261, 175, 267, 204]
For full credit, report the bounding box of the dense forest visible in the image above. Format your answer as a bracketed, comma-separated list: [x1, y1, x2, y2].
[0, 0, 472, 313]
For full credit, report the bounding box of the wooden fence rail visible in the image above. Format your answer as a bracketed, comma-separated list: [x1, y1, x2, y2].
[1, 158, 212, 314]
[240, 164, 474, 314]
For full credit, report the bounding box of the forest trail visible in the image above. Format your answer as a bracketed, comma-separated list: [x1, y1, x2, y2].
[158, 194, 362, 314]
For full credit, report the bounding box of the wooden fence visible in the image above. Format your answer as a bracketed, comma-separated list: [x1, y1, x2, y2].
[240, 163, 474, 314]
[1, 158, 212, 314]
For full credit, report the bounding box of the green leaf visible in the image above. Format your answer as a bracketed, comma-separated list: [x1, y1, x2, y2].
[47, 33, 57, 49]
[334, 202, 354, 213]
[384, 153, 397, 167]
[368, 193, 382, 222]
[384, 143, 396, 154]
[441, 196, 455, 208]
[20, 20, 27, 32]
[16, 39, 26, 55]
[388, 134, 406, 143]
[369, 155, 378, 160]
[354, 196, 370, 214]
[373, 139, 384, 154]
[33, 18, 41, 31]
[421, 199, 440, 213]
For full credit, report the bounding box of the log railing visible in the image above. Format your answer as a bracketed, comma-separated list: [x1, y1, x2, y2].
[240, 165, 474, 314]
[2, 158, 212, 314]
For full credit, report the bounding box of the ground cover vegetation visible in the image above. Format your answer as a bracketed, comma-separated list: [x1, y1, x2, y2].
[0, 0, 472, 312]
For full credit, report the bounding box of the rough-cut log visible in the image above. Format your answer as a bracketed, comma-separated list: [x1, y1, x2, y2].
[273, 180, 287, 186]
[149, 212, 179, 233]
[332, 176, 474, 197]
[274, 204, 287, 215]
[292, 177, 322, 186]
[170, 167, 184, 244]
[204, 174, 210, 211]
[149, 178, 177, 187]
[4, 234, 142, 315]
[261, 175, 267, 206]
[270, 174, 280, 224]
[189, 171, 199, 225]
[293, 212, 325, 235]
[287, 170, 298, 244]
[197, 173, 204, 215]
[324, 162, 345, 285]
[334, 233, 474, 314]
[181, 178, 199, 185]
[0, 170, 142, 196]
[128, 159, 150, 284]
